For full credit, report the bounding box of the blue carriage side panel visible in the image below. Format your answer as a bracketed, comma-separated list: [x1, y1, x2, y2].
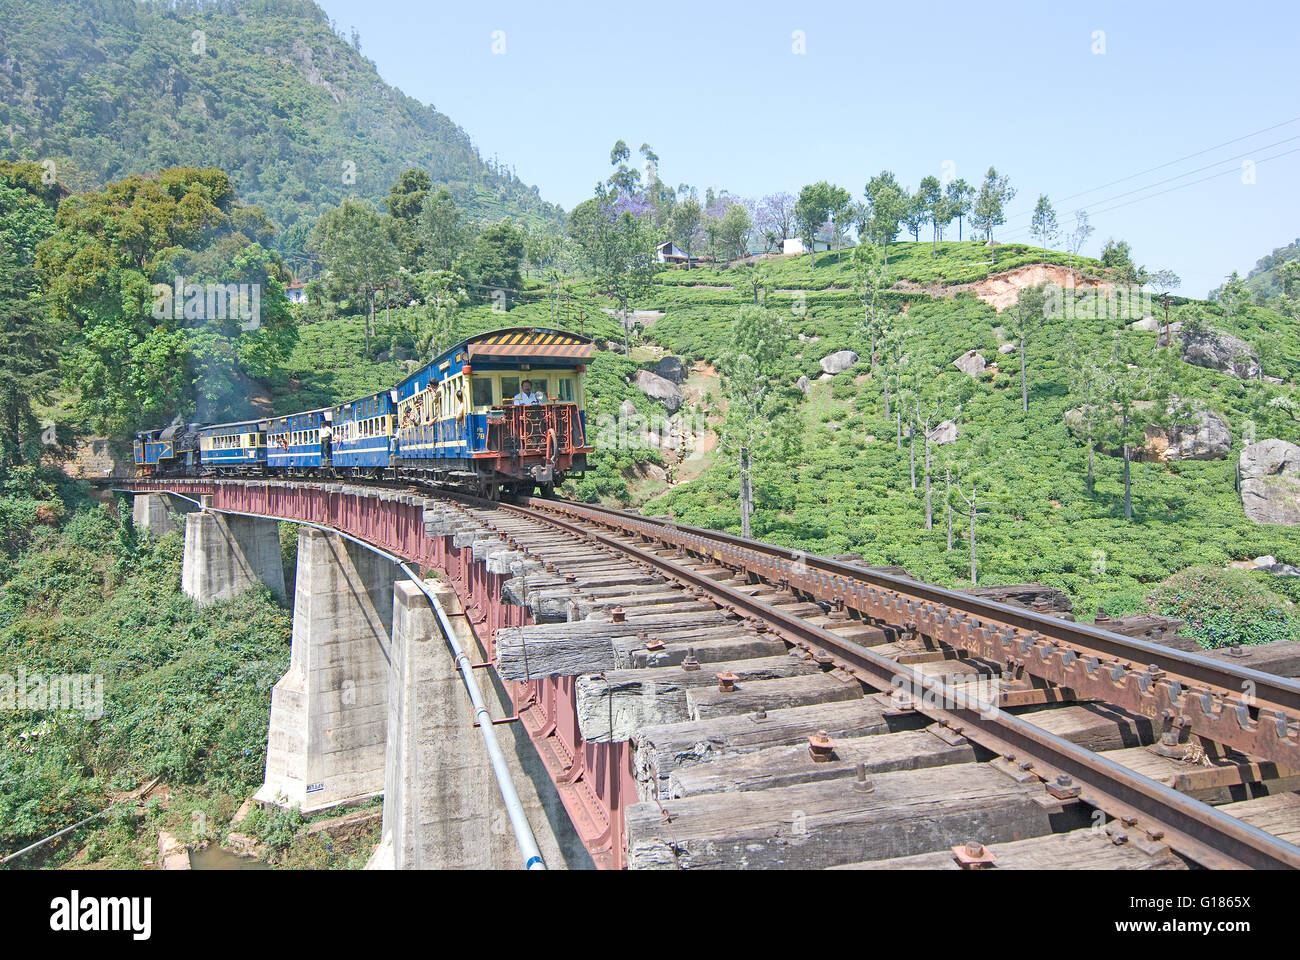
[330, 390, 395, 468]
[267, 409, 326, 470]
[199, 419, 267, 469]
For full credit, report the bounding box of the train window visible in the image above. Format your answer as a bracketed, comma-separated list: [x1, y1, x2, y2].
[471, 378, 493, 407]
[557, 378, 574, 402]
[531, 379, 548, 398]
[501, 376, 519, 400]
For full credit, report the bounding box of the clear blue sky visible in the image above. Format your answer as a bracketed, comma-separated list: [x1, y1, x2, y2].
[318, 0, 1299, 296]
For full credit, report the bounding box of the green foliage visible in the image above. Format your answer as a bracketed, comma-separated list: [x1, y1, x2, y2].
[639, 238, 1300, 617]
[0, 473, 291, 864]
[0, 174, 62, 466]
[1144, 567, 1300, 649]
[970, 167, 1016, 243]
[39, 166, 296, 432]
[459, 221, 526, 300]
[240, 803, 304, 852]
[0, 0, 562, 250]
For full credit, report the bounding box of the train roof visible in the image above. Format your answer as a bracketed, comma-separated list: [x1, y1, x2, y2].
[394, 327, 595, 396]
[458, 327, 595, 361]
[200, 418, 267, 433]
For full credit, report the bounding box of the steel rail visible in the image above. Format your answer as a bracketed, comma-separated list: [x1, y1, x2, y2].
[514, 496, 1300, 771]
[528, 495, 1300, 712]
[500, 499, 1300, 871]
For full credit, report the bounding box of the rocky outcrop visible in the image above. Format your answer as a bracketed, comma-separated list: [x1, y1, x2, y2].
[1239, 439, 1300, 525]
[953, 350, 986, 376]
[796, 375, 811, 394]
[1180, 327, 1260, 380]
[632, 370, 684, 414]
[655, 356, 687, 384]
[1064, 400, 1230, 462]
[926, 419, 959, 446]
[997, 342, 1016, 355]
[619, 399, 638, 418]
[819, 350, 859, 375]
[1160, 407, 1232, 461]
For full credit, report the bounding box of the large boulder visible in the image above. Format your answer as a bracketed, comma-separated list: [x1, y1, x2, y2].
[927, 419, 959, 446]
[619, 398, 638, 418]
[632, 370, 684, 414]
[819, 350, 859, 375]
[1240, 439, 1300, 525]
[953, 350, 986, 376]
[1064, 400, 1230, 462]
[655, 356, 687, 384]
[796, 375, 811, 394]
[1180, 327, 1260, 380]
[1162, 407, 1231, 461]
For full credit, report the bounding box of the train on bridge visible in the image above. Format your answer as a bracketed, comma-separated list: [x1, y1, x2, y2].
[133, 327, 595, 498]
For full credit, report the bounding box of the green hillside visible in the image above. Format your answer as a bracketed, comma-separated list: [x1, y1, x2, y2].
[637, 244, 1300, 625]
[0, 0, 563, 252]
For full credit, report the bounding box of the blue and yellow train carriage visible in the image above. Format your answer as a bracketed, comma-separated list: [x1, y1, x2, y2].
[329, 389, 395, 472]
[392, 327, 594, 496]
[267, 408, 331, 473]
[199, 419, 267, 475]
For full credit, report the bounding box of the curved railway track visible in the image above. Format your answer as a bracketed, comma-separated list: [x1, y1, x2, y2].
[111, 477, 1300, 869]
[474, 493, 1300, 869]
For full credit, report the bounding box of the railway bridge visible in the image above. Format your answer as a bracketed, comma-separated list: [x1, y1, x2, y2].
[115, 480, 1300, 870]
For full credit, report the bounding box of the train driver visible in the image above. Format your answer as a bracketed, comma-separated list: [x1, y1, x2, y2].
[513, 379, 544, 405]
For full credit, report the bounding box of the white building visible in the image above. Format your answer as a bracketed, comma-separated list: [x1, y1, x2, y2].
[655, 240, 692, 265]
[782, 236, 832, 256]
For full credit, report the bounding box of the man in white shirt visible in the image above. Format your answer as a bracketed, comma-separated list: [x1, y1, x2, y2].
[513, 379, 543, 405]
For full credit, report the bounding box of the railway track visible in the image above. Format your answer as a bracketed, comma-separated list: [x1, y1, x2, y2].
[444, 491, 1300, 869]
[112, 477, 1300, 868]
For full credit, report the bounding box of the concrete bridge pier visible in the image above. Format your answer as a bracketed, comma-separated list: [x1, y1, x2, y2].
[368, 579, 586, 869]
[257, 528, 396, 813]
[132, 492, 194, 537]
[181, 509, 286, 605]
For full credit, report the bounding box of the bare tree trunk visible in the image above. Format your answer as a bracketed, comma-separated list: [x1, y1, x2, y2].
[909, 413, 916, 490]
[883, 371, 891, 419]
[739, 447, 753, 538]
[946, 469, 952, 549]
[366, 293, 374, 355]
[896, 408, 902, 450]
[1122, 444, 1133, 520]
[1020, 336, 1028, 411]
[969, 483, 977, 585]
[924, 420, 932, 529]
[1086, 441, 1095, 495]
